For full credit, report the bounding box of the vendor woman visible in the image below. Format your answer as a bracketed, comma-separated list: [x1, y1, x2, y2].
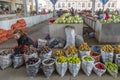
[13, 29, 34, 54]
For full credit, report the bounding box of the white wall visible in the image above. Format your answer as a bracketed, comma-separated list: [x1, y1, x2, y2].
[0, 13, 53, 30]
[117, 0, 120, 9]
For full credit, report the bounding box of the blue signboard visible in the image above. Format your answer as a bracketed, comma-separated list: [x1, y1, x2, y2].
[101, 0, 109, 5]
[50, 0, 58, 5]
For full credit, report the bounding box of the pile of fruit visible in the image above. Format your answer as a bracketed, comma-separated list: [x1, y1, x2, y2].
[105, 62, 118, 71]
[37, 46, 51, 54]
[54, 50, 65, 57]
[101, 15, 120, 23]
[114, 45, 120, 54]
[57, 56, 67, 63]
[54, 14, 83, 24]
[26, 57, 39, 65]
[95, 63, 106, 70]
[84, 56, 93, 61]
[68, 56, 81, 64]
[66, 46, 78, 55]
[102, 45, 113, 53]
[0, 50, 11, 56]
[79, 43, 91, 51]
[24, 46, 37, 55]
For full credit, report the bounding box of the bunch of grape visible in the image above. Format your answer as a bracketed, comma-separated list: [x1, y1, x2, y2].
[114, 45, 120, 54]
[84, 56, 93, 61]
[57, 56, 67, 63]
[102, 45, 113, 53]
[54, 50, 65, 56]
[79, 43, 91, 51]
[66, 46, 78, 55]
[37, 46, 51, 54]
[24, 46, 37, 55]
[26, 57, 39, 65]
[68, 56, 81, 64]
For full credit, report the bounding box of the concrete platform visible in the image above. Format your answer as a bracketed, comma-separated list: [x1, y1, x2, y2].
[49, 24, 83, 39]
[0, 66, 120, 80]
[95, 21, 120, 43]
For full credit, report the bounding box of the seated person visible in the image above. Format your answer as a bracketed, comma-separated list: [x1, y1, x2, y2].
[13, 29, 34, 54]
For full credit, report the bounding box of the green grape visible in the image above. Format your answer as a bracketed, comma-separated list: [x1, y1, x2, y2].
[68, 56, 81, 64]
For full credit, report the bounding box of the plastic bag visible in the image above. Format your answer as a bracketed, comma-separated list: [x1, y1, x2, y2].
[48, 38, 65, 49]
[68, 63, 81, 77]
[79, 51, 91, 58]
[101, 50, 113, 63]
[38, 39, 47, 47]
[42, 58, 55, 78]
[13, 54, 24, 68]
[93, 62, 106, 77]
[82, 56, 95, 76]
[107, 67, 118, 78]
[115, 54, 120, 67]
[64, 27, 75, 49]
[0, 54, 12, 70]
[26, 58, 41, 77]
[39, 51, 52, 60]
[75, 35, 84, 48]
[56, 62, 67, 77]
[24, 53, 38, 62]
[91, 46, 101, 53]
[66, 53, 78, 58]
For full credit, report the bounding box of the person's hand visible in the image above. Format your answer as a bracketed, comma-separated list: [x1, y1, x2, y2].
[12, 49, 15, 54]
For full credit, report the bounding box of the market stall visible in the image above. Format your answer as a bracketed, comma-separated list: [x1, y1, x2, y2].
[49, 13, 83, 39]
[49, 24, 83, 39]
[84, 15, 97, 30]
[95, 20, 120, 43]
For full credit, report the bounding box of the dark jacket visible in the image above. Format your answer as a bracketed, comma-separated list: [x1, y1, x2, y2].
[15, 35, 34, 54]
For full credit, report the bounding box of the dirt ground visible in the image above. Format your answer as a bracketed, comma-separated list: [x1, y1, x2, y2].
[0, 21, 120, 80]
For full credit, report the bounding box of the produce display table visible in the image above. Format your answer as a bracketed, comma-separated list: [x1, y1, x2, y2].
[84, 16, 97, 30]
[95, 21, 120, 43]
[49, 24, 83, 39]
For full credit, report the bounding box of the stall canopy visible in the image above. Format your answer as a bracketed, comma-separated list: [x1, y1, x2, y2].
[101, 0, 109, 10]
[50, 0, 58, 17]
[101, 0, 109, 5]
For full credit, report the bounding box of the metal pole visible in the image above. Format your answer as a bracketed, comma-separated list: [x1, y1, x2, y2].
[35, 0, 39, 15]
[53, 5, 55, 17]
[103, 5, 105, 12]
[23, 0, 28, 17]
[92, 0, 95, 16]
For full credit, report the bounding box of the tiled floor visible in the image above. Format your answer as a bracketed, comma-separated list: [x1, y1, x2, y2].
[0, 20, 120, 80]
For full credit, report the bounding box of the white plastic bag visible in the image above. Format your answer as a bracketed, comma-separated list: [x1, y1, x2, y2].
[39, 51, 52, 60]
[64, 27, 75, 49]
[79, 51, 91, 58]
[13, 54, 24, 68]
[24, 53, 38, 62]
[0, 54, 12, 70]
[56, 62, 67, 77]
[93, 62, 106, 77]
[82, 56, 95, 76]
[38, 39, 47, 47]
[68, 62, 81, 77]
[101, 50, 113, 63]
[115, 54, 120, 67]
[42, 58, 55, 78]
[26, 58, 41, 77]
